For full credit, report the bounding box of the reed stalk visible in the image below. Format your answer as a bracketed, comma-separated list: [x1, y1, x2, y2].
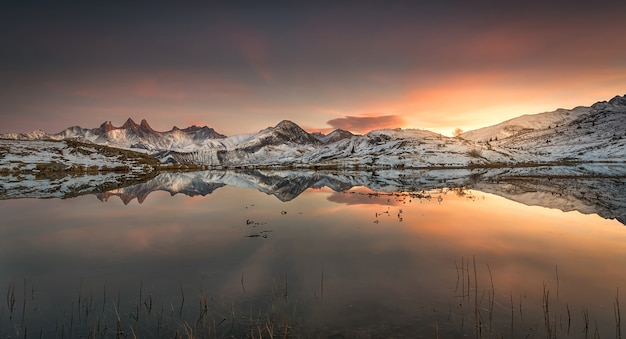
[21, 278, 27, 339]
[321, 268, 324, 301]
[542, 282, 552, 338]
[616, 287, 622, 339]
[179, 282, 185, 318]
[113, 303, 122, 339]
[70, 301, 74, 337]
[583, 307, 589, 338]
[473, 255, 480, 338]
[566, 302, 571, 335]
[7, 278, 16, 320]
[487, 264, 494, 334]
[137, 281, 143, 321]
[102, 285, 106, 313]
[555, 265, 560, 302]
[510, 291, 514, 339]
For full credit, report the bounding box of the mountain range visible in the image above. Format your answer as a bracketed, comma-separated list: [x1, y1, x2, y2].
[1, 94, 625, 169]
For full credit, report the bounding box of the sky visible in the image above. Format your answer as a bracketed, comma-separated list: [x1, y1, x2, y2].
[1, 2, 625, 136]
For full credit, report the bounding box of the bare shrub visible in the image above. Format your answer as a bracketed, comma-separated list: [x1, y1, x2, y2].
[467, 148, 483, 158]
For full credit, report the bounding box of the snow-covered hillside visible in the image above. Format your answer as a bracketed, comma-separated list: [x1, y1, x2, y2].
[301, 128, 513, 168]
[0, 139, 159, 174]
[460, 106, 590, 142]
[462, 95, 626, 162]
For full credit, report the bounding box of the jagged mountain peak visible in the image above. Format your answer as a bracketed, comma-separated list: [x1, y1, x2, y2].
[180, 125, 226, 139]
[99, 121, 115, 133]
[139, 119, 152, 130]
[274, 120, 300, 129]
[313, 129, 355, 144]
[122, 118, 139, 129]
[266, 120, 320, 144]
[328, 129, 355, 138]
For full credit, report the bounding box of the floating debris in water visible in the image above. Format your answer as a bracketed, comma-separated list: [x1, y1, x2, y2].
[246, 219, 266, 226]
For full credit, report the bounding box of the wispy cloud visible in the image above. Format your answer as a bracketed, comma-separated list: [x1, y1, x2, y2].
[221, 23, 274, 83]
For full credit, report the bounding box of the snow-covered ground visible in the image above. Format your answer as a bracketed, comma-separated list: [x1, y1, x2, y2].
[0, 139, 158, 173]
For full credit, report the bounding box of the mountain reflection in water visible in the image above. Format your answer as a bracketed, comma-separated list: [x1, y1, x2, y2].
[93, 167, 626, 224]
[1, 165, 626, 337]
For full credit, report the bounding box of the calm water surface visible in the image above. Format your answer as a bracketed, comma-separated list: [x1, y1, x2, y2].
[1, 174, 625, 338]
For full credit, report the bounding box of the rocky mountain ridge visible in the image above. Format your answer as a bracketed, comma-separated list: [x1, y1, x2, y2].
[4, 117, 227, 152]
[1, 94, 625, 168]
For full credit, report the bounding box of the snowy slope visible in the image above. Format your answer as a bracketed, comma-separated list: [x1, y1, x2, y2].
[460, 106, 590, 142]
[0, 139, 159, 173]
[461, 95, 626, 162]
[301, 129, 511, 168]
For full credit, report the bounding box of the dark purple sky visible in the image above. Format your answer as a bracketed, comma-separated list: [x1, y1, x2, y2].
[1, 2, 625, 136]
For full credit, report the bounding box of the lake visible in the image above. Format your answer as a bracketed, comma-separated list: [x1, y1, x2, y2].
[1, 168, 625, 338]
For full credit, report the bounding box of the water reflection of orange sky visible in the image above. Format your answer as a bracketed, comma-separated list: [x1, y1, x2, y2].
[1, 185, 625, 332]
[311, 186, 626, 314]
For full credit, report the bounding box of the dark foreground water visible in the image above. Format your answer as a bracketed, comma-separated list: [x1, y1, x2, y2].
[1, 170, 625, 338]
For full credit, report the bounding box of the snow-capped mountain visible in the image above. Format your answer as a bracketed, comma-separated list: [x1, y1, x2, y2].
[312, 129, 356, 144]
[2, 94, 625, 168]
[2, 118, 226, 152]
[156, 120, 352, 166]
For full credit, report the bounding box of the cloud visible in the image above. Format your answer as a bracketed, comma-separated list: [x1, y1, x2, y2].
[220, 23, 274, 83]
[327, 114, 406, 133]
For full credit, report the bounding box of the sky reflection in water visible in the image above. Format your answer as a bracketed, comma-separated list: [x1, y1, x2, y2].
[0, 184, 625, 336]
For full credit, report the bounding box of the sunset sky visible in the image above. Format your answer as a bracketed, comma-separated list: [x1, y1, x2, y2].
[1, 2, 625, 136]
